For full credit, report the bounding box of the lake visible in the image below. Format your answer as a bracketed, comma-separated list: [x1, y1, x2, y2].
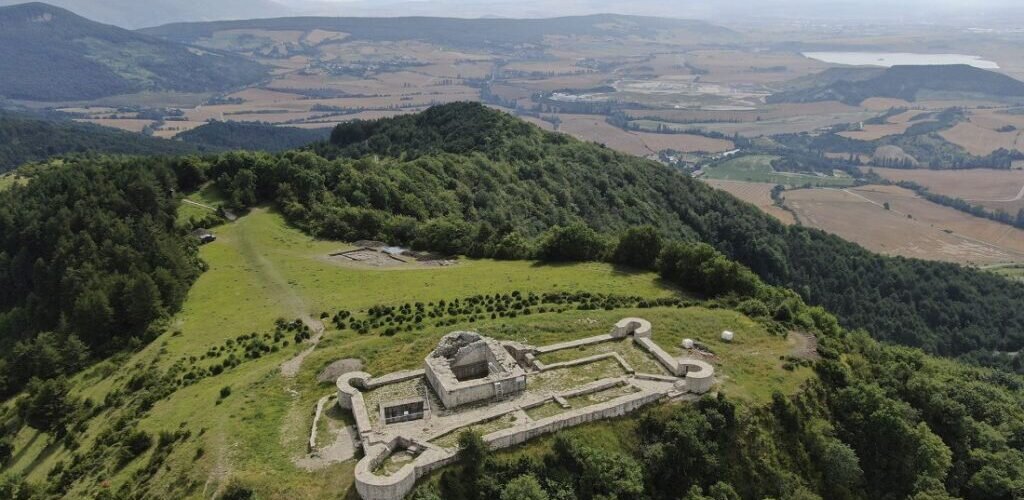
[803, 52, 999, 69]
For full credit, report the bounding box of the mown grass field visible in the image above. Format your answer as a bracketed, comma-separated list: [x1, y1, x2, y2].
[703, 154, 855, 187]
[4, 207, 810, 499]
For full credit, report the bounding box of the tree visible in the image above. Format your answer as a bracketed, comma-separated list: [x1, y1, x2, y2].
[19, 376, 78, 436]
[458, 430, 489, 479]
[538, 224, 611, 262]
[227, 168, 257, 209]
[122, 275, 164, 335]
[71, 290, 114, 345]
[613, 225, 662, 269]
[414, 217, 475, 256]
[501, 475, 549, 500]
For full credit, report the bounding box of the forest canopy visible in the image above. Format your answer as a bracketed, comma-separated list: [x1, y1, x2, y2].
[200, 103, 1024, 366]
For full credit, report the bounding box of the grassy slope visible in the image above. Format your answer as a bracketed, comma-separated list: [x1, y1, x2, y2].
[0, 172, 22, 191]
[5, 208, 811, 498]
[703, 154, 854, 187]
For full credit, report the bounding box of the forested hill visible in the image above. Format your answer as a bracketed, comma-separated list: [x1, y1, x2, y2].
[176, 121, 331, 153]
[195, 102, 1023, 365]
[0, 112, 207, 172]
[0, 2, 267, 101]
[770, 64, 1024, 105]
[0, 156, 202, 397]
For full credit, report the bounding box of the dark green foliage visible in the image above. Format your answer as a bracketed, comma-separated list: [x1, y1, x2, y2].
[0, 156, 201, 396]
[0, 473, 34, 500]
[658, 242, 761, 298]
[0, 436, 11, 465]
[123, 430, 153, 463]
[177, 121, 331, 153]
[538, 224, 612, 262]
[434, 431, 644, 500]
[0, 112, 206, 173]
[500, 475, 549, 500]
[0, 3, 267, 101]
[218, 480, 256, 500]
[18, 376, 79, 435]
[613, 225, 663, 269]
[417, 331, 1024, 500]
[201, 103, 1024, 364]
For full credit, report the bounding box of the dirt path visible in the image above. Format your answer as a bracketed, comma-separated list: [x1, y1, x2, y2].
[233, 209, 326, 378]
[293, 394, 358, 470]
[183, 198, 218, 212]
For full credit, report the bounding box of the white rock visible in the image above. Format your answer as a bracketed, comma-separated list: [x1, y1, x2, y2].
[681, 338, 695, 349]
[721, 330, 734, 342]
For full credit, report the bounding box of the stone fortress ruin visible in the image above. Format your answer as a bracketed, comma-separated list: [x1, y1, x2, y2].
[337, 318, 716, 500]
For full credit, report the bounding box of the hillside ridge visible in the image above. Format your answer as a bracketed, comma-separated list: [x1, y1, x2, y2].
[0, 2, 267, 101]
[140, 13, 735, 46]
[770, 64, 1024, 105]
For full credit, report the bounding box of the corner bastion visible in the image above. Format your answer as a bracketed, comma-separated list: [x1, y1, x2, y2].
[337, 318, 719, 500]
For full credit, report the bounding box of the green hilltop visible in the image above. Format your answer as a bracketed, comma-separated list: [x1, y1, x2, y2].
[0, 103, 1021, 499]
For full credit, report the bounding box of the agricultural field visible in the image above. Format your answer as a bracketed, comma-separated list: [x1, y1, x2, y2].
[783, 186, 1024, 265]
[703, 179, 797, 224]
[74, 118, 157, 133]
[702, 155, 855, 187]
[557, 114, 734, 157]
[867, 166, 1024, 214]
[838, 109, 935, 141]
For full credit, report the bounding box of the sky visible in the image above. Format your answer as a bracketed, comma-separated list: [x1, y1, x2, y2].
[4, 0, 1023, 29]
[272, 0, 1024, 27]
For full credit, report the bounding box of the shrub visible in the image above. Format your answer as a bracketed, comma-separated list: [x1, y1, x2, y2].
[538, 223, 612, 262]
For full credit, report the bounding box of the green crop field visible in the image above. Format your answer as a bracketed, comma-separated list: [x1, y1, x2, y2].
[703, 154, 855, 187]
[4, 206, 810, 499]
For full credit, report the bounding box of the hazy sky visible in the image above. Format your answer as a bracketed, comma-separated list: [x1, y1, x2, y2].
[283, 0, 1024, 24]
[4, 0, 1023, 29]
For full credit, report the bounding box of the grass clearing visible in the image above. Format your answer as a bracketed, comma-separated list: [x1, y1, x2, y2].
[564, 384, 639, 408]
[430, 413, 519, 449]
[704, 155, 854, 187]
[5, 204, 808, 498]
[525, 401, 568, 420]
[538, 338, 670, 375]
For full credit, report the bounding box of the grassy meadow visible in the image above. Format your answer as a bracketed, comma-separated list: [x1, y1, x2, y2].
[703, 154, 854, 187]
[4, 205, 810, 498]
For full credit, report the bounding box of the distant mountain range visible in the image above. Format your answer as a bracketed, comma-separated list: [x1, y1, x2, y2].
[0, 0, 290, 28]
[140, 13, 735, 48]
[3, 0, 1022, 29]
[769, 65, 1024, 105]
[0, 3, 268, 101]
